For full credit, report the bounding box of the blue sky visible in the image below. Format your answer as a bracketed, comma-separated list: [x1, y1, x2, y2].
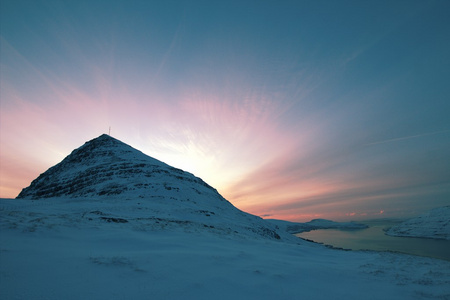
[1, 0, 449, 221]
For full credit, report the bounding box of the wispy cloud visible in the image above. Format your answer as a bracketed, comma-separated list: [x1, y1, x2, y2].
[223, 128, 450, 222]
[365, 129, 450, 146]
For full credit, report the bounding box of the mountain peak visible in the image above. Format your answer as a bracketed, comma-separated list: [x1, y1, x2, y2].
[86, 133, 129, 147]
[64, 134, 160, 165]
[88, 133, 118, 145]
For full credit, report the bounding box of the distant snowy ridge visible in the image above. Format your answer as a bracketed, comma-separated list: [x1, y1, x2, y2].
[385, 206, 450, 240]
[268, 218, 368, 234]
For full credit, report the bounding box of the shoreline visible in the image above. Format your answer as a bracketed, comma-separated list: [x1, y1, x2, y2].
[295, 225, 450, 262]
[297, 235, 450, 262]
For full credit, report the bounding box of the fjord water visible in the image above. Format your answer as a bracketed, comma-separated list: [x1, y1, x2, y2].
[295, 220, 450, 261]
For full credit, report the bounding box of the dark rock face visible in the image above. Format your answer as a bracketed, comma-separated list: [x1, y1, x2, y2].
[16, 134, 215, 199]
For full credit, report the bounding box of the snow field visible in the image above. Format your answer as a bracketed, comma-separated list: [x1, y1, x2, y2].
[1, 199, 450, 300]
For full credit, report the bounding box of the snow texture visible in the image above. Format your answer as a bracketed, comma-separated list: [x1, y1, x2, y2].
[1, 134, 449, 299]
[386, 206, 450, 240]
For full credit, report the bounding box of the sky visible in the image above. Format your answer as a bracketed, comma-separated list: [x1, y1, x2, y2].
[1, 0, 449, 221]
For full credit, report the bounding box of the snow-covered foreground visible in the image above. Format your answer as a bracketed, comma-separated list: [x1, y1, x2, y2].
[386, 206, 450, 240]
[3, 135, 449, 299]
[1, 198, 450, 300]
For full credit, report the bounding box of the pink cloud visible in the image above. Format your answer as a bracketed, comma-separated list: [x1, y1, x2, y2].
[221, 137, 444, 222]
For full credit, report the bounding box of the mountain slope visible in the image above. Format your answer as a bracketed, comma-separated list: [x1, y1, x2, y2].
[17, 134, 208, 199]
[2, 197, 450, 300]
[14, 134, 289, 241]
[386, 206, 450, 240]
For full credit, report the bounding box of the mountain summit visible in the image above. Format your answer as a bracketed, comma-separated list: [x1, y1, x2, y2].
[16, 134, 288, 241]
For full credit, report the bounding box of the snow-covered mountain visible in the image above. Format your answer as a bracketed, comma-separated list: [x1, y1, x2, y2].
[2, 135, 449, 299]
[15, 134, 289, 242]
[386, 206, 450, 240]
[17, 134, 207, 199]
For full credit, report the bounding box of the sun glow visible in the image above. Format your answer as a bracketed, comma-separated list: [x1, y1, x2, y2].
[2, 1, 449, 221]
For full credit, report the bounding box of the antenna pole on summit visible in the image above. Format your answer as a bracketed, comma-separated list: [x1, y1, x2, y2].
[109, 126, 111, 136]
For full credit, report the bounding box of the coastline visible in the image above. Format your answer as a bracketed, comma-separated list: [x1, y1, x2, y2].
[295, 223, 450, 262]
